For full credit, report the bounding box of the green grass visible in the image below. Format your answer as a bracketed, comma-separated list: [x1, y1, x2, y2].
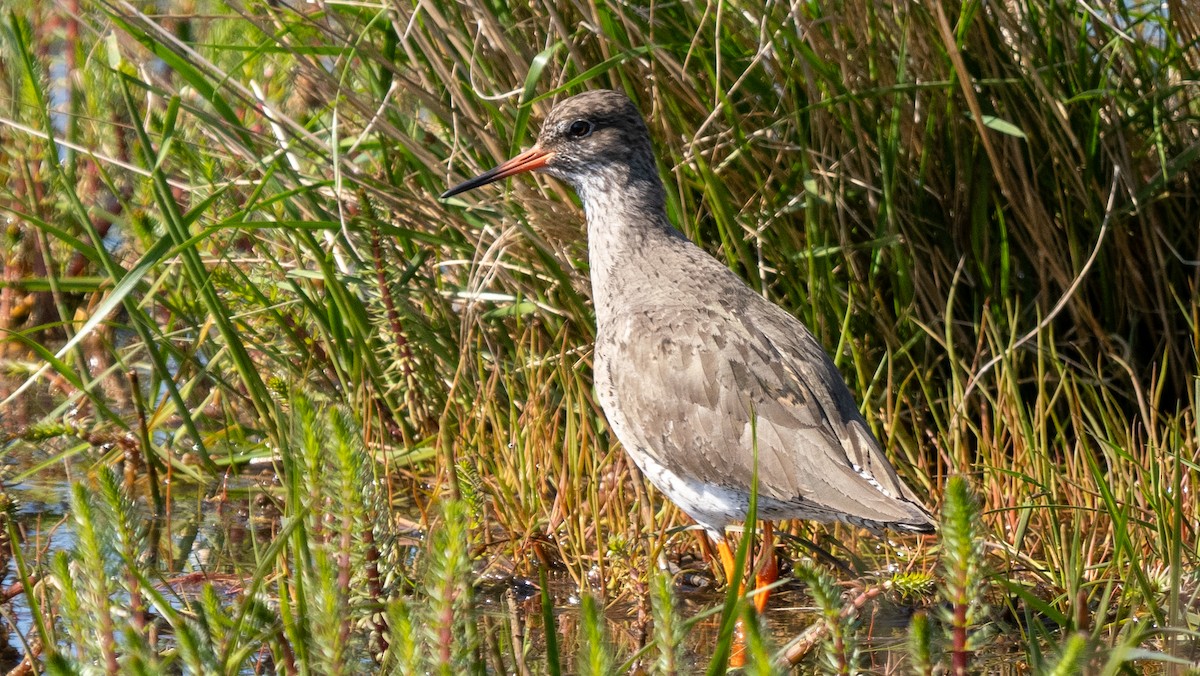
[0, 0, 1197, 672]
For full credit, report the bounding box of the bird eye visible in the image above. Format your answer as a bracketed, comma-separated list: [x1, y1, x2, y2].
[566, 120, 594, 139]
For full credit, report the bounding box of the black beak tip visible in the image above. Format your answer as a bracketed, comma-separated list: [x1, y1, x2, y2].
[438, 184, 465, 200]
[439, 178, 484, 201]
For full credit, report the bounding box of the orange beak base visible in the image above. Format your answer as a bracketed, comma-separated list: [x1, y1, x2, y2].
[440, 146, 554, 199]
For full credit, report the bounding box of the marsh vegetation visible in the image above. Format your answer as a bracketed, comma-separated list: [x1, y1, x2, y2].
[0, 0, 1197, 672]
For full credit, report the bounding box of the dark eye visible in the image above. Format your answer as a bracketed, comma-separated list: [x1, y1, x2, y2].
[566, 119, 594, 139]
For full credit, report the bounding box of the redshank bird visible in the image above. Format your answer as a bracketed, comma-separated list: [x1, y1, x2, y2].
[441, 90, 935, 610]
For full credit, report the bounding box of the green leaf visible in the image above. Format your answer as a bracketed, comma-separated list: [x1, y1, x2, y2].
[512, 43, 564, 153]
[978, 114, 1027, 138]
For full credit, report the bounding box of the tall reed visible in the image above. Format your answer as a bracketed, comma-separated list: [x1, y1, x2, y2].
[0, 0, 1196, 672]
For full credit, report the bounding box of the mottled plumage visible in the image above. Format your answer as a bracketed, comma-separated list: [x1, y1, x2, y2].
[442, 89, 935, 541]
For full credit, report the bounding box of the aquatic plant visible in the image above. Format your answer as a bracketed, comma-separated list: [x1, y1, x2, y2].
[0, 0, 1196, 672]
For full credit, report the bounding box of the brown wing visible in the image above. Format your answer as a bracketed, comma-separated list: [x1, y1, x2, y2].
[604, 293, 933, 531]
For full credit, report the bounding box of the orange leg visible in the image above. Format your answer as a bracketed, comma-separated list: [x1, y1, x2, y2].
[717, 525, 779, 668]
[753, 521, 778, 613]
[715, 525, 778, 608]
[716, 537, 748, 668]
[716, 537, 740, 588]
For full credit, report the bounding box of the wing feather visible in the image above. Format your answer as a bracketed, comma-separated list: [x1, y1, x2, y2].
[601, 295, 932, 530]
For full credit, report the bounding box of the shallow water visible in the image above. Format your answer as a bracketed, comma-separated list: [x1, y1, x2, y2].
[0, 452, 932, 672]
[2, 377, 1195, 673]
[472, 555, 934, 672]
[4, 464, 1198, 673]
[0, 464, 288, 668]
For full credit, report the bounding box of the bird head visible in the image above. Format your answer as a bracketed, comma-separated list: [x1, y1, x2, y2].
[440, 89, 653, 199]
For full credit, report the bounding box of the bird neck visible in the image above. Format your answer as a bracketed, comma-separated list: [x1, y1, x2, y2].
[576, 161, 675, 244]
[576, 162, 682, 321]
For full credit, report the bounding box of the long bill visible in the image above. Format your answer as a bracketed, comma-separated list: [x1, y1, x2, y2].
[439, 146, 553, 199]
